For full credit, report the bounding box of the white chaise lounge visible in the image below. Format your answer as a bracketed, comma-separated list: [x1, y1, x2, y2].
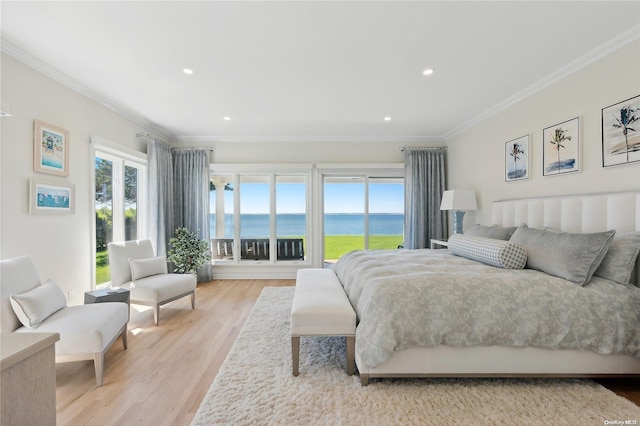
[108, 240, 196, 326]
[1, 256, 129, 386]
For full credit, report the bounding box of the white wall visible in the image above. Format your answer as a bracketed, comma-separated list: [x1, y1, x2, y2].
[5, 38, 636, 290]
[446, 40, 640, 228]
[1, 53, 440, 291]
[0, 53, 149, 303]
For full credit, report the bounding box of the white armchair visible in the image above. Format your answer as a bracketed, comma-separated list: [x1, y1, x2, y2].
[107, 240, 196, 326]
[0, 256, 128, 387]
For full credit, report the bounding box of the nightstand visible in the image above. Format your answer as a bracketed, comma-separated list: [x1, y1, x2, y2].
[430, 239, 449, 249]
[84, 287, 130, 320]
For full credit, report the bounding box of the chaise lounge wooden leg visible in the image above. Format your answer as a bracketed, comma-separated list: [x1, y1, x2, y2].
[122, 328, 128, 349]
[291, 336, 300, 376]
[94, 352, 104, 387]
[154, 304, 160, 326]
[191, 291, 196, 309]
[346, 335, 355, 376]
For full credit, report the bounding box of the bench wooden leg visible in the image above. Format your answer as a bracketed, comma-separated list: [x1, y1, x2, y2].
[360, 373, 370, 386]
[346, 335, 355, 376]
[291, 336, 300, 376]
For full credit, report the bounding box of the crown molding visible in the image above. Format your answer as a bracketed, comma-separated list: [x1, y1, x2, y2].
[171, 134, 444, 144]
[4, 21, 639, 146]
[1, 38, 175, 141]
[443, 24, 640, 140]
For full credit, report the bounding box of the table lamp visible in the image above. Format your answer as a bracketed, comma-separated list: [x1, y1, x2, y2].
[440, 190, 477, 234]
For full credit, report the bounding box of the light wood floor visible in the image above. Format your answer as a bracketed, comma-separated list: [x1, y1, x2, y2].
[55, 279, 293, 426]
[55, 279, 639, 425]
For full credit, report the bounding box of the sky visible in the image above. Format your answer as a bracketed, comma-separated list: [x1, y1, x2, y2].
[209, 182, 404, 214]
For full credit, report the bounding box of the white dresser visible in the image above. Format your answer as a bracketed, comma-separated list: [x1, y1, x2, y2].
[1, 332, 59, 425]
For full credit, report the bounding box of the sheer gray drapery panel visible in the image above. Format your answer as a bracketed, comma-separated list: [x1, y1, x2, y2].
[403, 148, 447, 249]
[147, 139, 174, 256]
[172, 148, 212, 281]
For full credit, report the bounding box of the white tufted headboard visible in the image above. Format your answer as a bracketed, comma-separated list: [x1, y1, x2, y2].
[492, 191, 640, 285]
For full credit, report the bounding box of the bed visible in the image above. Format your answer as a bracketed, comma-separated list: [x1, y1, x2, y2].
[332, 191, 640, 385]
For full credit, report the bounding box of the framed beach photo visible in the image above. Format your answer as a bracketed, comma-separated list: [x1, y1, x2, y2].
[30, 179, 75, 215]
[601, 94, 640, 167]
[34, 120, 69, 176]
[543, 117, 580, 177]
[505, 134, 529, 182]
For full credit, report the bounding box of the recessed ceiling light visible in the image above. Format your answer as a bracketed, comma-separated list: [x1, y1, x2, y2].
[422, 68, 434, 76]
[384, 117, 391, 121]
[183, 68, 194, 75]
[224, 116, 231, 121]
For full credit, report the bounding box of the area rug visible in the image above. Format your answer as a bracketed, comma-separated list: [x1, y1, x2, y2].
[192, 286, 640, 425]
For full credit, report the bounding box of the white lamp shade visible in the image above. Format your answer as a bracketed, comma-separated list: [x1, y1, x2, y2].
[440, 190, 477, 211]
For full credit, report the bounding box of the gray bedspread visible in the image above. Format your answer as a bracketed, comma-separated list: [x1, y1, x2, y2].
[332, 249, 640, 368]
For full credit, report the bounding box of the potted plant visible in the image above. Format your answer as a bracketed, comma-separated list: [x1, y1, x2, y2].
[167, 227, 210, 274]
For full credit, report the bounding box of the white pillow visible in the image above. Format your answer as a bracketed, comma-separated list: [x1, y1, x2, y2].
[129, 255, 168, 281]
[10, 279, 67, 328]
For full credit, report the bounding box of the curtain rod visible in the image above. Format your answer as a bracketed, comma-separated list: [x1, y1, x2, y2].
[171, 147, 215, 151]
[400, 146, 447, 151]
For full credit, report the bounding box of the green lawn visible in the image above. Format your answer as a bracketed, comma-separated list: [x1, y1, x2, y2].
[96, 250, 110, 284]
[324, 235, 402, 260]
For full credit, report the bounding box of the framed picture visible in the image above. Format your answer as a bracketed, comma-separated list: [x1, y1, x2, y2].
[34, 120, 69, 176]
[543, 117, 580, 176]
[505, 134, 529, 182]
[30, 179, 75, 215]
[601, 94, 640, 167]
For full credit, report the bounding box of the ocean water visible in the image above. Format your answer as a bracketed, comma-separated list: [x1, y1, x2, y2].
[210, 213, 403, 238]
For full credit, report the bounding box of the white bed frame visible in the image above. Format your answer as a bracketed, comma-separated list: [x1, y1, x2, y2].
[357, 191, 640, 385]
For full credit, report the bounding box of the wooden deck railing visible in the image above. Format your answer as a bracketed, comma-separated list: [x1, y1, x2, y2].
[211, 238, 304, 261]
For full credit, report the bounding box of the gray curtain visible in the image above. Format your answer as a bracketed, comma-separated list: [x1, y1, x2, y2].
[403, 148, 447, 249]
[172, 148, 212, 281]
[147, 139, 174, 256]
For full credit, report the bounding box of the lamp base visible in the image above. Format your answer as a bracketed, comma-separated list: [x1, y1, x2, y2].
[452, 211, 466, 234]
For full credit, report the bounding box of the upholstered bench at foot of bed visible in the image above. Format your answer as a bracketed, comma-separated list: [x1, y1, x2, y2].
[290, 268, 356, 376]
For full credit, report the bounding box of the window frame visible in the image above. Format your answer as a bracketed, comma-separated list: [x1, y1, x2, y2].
[314, 163, 404, 266]
[209, 163, 313, 266]
[90, 136, 147, 287]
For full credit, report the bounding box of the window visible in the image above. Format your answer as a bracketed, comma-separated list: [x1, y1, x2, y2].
[93, 139, 146, 286]
[209, 163, 401, 270]
[324, 177, 365, 261]
[276, 176, 306, 260]
[320, 166, 404, 264]
[240, 175, 270, 259]
[210, 165, 311, 263]
[368, 177, 404, 250]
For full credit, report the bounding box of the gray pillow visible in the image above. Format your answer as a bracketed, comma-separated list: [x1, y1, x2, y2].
[594, 232, 640, 286]
[509, 224, 615, 285]
[465, 224, 517, 241]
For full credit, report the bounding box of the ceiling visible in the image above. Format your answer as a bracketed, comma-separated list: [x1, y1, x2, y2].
[2, 1, 640, 144]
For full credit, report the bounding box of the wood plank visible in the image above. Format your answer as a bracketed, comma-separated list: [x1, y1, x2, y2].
[54, 279, 639, 425]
